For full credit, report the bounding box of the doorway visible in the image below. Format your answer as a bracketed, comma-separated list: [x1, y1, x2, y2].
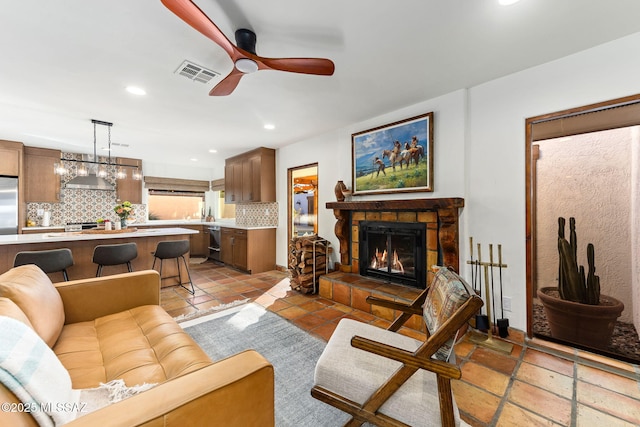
[287, 164, 318, 239]
[526, 94, 640, 363]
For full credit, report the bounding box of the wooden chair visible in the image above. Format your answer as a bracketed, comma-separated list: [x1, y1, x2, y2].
[311, 267, 483, 427]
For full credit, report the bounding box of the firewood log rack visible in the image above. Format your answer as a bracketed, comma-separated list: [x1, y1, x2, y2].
[288, 235, 331, 294]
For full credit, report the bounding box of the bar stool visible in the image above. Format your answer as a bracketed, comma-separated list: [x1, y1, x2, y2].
[151, 240, 194, 294]
[13, 248, 74, 281]
[92, 243, 138, 277]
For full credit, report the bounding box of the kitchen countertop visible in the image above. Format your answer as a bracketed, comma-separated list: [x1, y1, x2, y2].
[22, 220, 276, 231]
[0, 227, 198, 246]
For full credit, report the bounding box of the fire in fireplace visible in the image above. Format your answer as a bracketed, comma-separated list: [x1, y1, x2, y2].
[359, 221, 426, 288]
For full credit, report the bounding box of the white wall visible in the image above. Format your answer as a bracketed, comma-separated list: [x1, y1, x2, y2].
[276, 31, 640, 333]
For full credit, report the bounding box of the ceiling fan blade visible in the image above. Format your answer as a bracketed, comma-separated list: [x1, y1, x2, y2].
[259, 57, 335, 76]
[209, 69, 245, 96]
[161, 0, 236, 58]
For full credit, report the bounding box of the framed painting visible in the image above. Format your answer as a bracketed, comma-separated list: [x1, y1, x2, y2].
[351, 112, 433, 195]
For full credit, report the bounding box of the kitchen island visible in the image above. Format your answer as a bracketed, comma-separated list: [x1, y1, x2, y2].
[0, 227, 198, 284]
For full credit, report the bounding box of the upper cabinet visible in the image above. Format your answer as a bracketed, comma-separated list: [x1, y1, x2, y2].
[116, 157, 142, 204]
[0, 140, 23, 177]
[24, 147, 61, 203]
[224, 147, 275, 204]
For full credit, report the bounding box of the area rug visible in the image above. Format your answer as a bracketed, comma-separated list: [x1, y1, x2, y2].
[172, 298, 250, 323]
[182, 303, 351, 426]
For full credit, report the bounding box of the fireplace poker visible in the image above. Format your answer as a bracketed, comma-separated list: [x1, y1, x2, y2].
[489, 244, 497, 334]
[497, 244, 510, 338]
[468, 237, 482, 330]
[469, 237, 477, 294]
[474, 243, 489, 332]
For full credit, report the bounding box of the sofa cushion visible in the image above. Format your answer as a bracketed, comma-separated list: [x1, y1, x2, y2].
[314, 318, 462, 427]
[0, 297, 34, 329]
[54, 305, 212, 389]
[0, 265, 65, 348]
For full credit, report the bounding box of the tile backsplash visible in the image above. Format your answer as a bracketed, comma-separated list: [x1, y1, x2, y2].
[27, 192, 147, 226]
[234, 202, 278, 227]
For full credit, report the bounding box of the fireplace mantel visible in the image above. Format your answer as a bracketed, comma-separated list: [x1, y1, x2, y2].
[326, 197, 464, 274]
[326, 197, 464, 212]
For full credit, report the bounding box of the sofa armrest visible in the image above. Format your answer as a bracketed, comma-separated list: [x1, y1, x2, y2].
[65, 350, 274, 427]
[55, 270, 161, 324]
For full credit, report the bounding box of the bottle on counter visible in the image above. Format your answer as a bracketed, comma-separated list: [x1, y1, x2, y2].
[105, 220, 112, 231]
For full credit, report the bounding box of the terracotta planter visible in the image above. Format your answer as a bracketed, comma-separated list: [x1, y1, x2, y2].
[537, 287, 624, 349]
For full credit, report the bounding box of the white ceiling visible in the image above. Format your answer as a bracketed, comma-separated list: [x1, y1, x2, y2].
[1, 0, 640, 172]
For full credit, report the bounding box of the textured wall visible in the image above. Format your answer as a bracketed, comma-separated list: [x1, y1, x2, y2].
[535, 127, 635, 323]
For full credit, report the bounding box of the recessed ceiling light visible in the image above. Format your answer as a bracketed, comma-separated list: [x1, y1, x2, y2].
[125, 86, 146, 96]
[498, 0, 521, 5]
[190, 158, 198, 162]
[208, 149, 218, 153]
[264, 124, 275, 130]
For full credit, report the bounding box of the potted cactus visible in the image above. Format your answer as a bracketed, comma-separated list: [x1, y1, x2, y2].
[537, 217, 624, 349]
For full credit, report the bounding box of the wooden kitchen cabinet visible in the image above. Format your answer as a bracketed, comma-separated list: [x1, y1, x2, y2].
[224, 159, 243, 203]
[116, 157, 142, 204]
[24, 147, 61, 202]
[181, 224, 208, 257]
[0, 140, 23, 176]
[220, 227, 275, 273]
[224, 147, 275, 204]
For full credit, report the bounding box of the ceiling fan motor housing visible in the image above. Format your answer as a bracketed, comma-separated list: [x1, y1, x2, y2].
[235, 29, 257, 55]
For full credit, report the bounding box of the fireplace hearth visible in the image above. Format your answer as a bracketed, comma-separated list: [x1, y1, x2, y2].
[359, 221, 426, 288]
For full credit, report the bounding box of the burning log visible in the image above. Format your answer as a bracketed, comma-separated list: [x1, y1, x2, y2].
[288, 235, 330, 294]
[391, 250, 404, 273]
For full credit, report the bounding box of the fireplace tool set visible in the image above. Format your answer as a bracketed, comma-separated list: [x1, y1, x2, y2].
[466, 238, 513, 354]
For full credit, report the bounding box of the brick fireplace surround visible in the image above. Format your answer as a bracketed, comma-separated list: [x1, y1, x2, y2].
[318, 198, 464, 330]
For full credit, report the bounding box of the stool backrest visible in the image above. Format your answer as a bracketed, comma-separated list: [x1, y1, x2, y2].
[92, 243, 138, 266]
[154, 240, 190, 259]
[13, 249, 74, 273]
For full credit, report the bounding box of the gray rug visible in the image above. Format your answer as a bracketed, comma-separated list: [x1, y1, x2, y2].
[183, 303, 351, 426]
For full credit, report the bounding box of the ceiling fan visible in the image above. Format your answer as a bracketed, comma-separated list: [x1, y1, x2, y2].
[161, 0, 335, 96]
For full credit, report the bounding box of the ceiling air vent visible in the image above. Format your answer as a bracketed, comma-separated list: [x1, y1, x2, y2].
[175, 60, 219, 84]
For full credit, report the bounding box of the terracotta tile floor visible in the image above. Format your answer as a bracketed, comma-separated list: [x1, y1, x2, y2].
[165, 261, 640, 426]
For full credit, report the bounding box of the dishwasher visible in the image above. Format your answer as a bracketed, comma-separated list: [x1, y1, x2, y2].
[208, 225, 221, 262]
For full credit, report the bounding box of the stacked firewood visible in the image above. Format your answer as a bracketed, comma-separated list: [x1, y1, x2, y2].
[288, 235, 330, 293]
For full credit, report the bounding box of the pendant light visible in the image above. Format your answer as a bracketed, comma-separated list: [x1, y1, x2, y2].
[56, 119, 142, 183]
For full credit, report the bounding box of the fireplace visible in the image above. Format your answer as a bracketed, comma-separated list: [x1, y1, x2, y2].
[359, 221, 426, 288]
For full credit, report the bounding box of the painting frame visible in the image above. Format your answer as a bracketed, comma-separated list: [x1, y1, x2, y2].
[351, 112, 434, 196]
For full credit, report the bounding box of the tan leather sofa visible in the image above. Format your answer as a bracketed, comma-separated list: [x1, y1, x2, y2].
[0, 265, 274, 426]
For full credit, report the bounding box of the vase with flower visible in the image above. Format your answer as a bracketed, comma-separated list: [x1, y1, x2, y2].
[114, 201, 133, 229]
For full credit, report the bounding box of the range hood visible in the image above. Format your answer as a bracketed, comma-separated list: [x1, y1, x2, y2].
[65, 173, 114, 191]
[64, 153, 115, 191]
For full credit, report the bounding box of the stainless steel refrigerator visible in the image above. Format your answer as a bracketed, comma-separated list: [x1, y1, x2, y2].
[0, 177, 18, 235]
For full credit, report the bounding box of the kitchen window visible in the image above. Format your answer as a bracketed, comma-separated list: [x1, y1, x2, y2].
[143, 176, 210, 221]
[147, 192, 204, 220]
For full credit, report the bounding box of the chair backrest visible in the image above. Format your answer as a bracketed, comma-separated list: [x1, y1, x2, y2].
[92, 243, 138, 266]
[154, 240, 190, 259]
[422, 266, 480, 361]
[13, 249, 74, 274]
